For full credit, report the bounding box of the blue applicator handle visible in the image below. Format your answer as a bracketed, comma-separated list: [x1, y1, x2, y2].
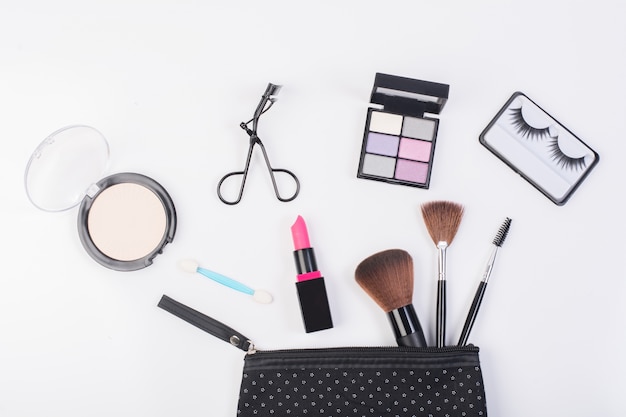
[197, 267, 255, 295]
[178, 259, 273, 304]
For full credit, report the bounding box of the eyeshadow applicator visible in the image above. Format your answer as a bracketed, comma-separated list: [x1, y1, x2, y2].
[355, 249, 427, 348]
[178, 259, 273, 304]
[457, 218, 512, 346]
[420, 201, 464, 348]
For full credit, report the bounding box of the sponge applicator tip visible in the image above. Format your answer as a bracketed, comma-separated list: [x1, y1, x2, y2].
[252, 290, 273, 304]
[178, 259, 200, 273]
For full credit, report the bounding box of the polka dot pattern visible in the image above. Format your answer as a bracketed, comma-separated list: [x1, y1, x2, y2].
[237, 347, 487, 416]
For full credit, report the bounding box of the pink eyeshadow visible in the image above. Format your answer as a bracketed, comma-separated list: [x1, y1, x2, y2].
[398, 138, 431, 162]
[394, 159, 429, 184]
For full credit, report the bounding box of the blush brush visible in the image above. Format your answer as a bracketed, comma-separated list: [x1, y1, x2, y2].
[355, 249, 427, 347]
[420, 200, 465, 348]
[457, 217, 512, 346]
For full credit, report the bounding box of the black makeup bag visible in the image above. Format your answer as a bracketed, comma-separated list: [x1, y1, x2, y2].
[158, 295, 488, 417]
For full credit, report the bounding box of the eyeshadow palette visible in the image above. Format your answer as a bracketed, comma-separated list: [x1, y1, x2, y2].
[357, 73, 449, 189]
[479, 92, 599, 205]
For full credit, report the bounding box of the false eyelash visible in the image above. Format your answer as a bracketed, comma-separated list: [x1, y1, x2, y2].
[509, 107, 551, 140]
[547, 138, 587, 171]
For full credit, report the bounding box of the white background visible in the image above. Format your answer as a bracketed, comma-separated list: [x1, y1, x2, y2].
[1, 1, 625, 415]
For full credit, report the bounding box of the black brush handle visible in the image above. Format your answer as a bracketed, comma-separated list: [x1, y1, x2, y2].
[458, 281, 487, 346]
[388, 305, 427, 348]
[436, 280, 446, 347]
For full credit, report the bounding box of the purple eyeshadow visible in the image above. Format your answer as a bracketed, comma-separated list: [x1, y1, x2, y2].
[394, 159, 429, 184]
[366, 133, 399, 157]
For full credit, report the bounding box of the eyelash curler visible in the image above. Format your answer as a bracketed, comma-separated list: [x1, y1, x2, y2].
[217, 83, 300, 205]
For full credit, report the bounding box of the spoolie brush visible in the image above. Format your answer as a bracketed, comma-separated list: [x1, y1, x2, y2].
[420, 200, 465, 347]
[355, 249, 427, 347]
[457, 217, 512, 346]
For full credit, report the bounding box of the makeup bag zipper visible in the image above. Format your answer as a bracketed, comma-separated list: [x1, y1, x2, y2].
[247, 345, 478, 356]
[242, 345, 481, 375]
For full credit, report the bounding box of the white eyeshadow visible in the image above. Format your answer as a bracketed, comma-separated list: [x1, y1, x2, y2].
[87, 183, 167, 261]
[369, 111, 403, 136]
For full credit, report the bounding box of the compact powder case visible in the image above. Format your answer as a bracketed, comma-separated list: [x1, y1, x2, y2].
[479, 92, 599, 205]
[25, 125, 176, 271]
[357, 73, 449, 189]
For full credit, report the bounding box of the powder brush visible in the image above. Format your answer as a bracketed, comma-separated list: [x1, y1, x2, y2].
[420, 200, 465, 347]
[458, 217, 512, 346]
[355, 249, 427, 347]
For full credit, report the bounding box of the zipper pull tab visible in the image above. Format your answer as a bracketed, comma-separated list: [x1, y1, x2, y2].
[245, 340, 257, 355]
[158, 295, 255, 353]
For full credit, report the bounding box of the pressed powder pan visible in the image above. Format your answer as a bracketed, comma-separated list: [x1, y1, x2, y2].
[25, 125, 176, 271]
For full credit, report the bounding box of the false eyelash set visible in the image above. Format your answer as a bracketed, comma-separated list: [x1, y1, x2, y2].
[479, 92, 599, 205]
[509, 107, 586, 171]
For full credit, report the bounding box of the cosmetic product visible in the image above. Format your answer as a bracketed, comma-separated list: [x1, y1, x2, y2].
[290, 215, 333, 333]
[217, 83, 300, 205]
[178, 259, 273, 304]
[458, 218, 512, 346]
[24, 125, 176, 271]
[420, 201, 464, 348]
[355, 249, 427, 347]
[357, 73, 449, 189]
[479, 92, 599, 205]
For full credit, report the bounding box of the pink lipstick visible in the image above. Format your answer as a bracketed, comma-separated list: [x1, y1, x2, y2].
[290, 215, 333, 333]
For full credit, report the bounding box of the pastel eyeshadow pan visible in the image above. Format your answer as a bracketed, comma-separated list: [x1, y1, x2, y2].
[398, 138, 431, 162]
[369, 111, 403, 136]
[359, 110, 437, 186]
[366, 133, 399, 157]
[395, 159, 429, 183]
[361, 154, 397, 178]
[402, 117, 436, 141]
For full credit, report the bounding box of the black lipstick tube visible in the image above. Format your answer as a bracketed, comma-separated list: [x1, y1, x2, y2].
[293, 248, 333, 333]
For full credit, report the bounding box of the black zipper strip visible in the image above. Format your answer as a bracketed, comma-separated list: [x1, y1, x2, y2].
[244, 346, 480, 371]
[158, 295, 252, 352]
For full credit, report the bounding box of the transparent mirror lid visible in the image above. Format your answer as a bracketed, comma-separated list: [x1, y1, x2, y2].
[25, 125, 110, 212]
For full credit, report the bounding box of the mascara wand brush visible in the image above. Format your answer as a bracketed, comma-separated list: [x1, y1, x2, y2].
[457, 217, 512, 346]
[355, 249, 427, 348]
[421, 200, 465, 348]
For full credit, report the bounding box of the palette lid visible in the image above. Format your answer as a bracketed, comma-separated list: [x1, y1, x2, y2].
[25, 125, 110, 212]
[371, 73, 449, 116]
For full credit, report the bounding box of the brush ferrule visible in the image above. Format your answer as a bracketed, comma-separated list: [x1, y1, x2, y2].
[437, 244, 447, 281]
[482, 246, 499, 283]
[387, 304, 427, 348]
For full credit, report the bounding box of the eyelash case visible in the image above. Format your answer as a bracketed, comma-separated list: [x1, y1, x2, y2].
[357, 73, 450, 189]
[25, 125, 177, 271]
[479, 92, 599, 205]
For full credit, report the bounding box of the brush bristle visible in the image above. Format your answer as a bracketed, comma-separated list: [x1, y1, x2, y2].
[420, 201, 465, 245]
[492, 217, 512, 247]
[354, 249, 414, 313]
